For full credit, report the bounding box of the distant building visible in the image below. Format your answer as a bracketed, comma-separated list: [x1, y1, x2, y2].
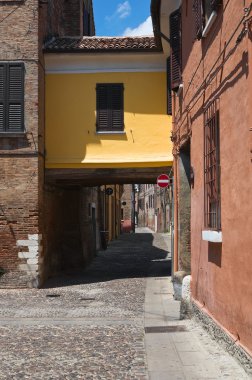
[137, 184, 172, 233]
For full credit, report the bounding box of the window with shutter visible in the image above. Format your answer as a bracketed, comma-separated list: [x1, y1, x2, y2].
[193, 0, 222, 40]
[204, 100, 221, 230]
[170, 8, 182, 92]
[0, 62, 24, 133]
[96, 84, 124, 132]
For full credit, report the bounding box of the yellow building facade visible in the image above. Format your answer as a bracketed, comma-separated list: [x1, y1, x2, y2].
[44, 38, 172, 172]
[43, 36, 172, 262]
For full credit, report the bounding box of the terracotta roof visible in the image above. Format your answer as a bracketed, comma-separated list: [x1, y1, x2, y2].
[44, 36, 161, 53]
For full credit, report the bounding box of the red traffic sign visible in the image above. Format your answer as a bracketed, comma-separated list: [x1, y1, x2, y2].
[157, 174, 170, 188]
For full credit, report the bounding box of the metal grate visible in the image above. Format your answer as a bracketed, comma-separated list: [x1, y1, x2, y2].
[145, 325, 187, 334]
[204, 100, 221, 230]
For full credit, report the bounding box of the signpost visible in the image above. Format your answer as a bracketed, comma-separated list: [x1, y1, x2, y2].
[157, 174, 170, 188]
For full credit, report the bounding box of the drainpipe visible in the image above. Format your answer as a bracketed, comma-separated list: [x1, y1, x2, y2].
[172, 92, 179, 274]
[173, 157, 178, 273]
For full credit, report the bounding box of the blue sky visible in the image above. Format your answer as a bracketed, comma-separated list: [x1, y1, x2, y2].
[93, 0, 153, 37]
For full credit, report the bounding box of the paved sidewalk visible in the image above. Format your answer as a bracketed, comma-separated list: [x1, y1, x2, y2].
[0, 228, 250, 379]
[138, 228, 250, 380]
[144, 277, 250, 380]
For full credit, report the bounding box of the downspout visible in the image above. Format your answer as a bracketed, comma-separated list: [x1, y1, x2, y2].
[172, 92, 179, 274]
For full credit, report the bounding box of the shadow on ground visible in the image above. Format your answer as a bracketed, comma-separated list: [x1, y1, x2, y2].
[44, 233, 171, 289]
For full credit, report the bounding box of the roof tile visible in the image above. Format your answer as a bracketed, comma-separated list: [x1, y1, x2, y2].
[44, 36, 160, 53]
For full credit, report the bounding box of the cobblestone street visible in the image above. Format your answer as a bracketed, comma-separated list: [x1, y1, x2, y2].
[0, 229, 250, 379]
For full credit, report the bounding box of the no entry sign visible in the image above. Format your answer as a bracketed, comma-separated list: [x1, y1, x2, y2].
[157, 174, 170, 188]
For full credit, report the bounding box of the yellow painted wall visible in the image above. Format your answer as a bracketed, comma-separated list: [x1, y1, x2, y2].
[45, 72, 172, 168]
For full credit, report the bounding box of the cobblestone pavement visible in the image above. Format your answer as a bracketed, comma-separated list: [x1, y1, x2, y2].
[0, 229, 168, 380]
[0, 229, 250, 379]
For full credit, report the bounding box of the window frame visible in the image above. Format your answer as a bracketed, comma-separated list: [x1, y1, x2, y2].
[193, 0, 222, 40]
[0, 61, 25, 134]
[96, 83, 124, 133]
[204, 100, 221, 231]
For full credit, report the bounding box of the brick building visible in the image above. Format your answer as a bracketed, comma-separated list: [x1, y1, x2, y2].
[152, 0, 252, 363]
[0, 0, 95, 287]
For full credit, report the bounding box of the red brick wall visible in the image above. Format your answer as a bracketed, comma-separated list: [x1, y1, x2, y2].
[173, 0, 252, 353]
[0, 1, 42, 287]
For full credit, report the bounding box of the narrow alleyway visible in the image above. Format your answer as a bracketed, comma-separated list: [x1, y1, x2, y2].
[0, 229, 250, 379]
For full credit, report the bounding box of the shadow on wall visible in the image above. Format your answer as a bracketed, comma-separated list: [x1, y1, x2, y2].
[43, 233, 171, 288]
[208, 242, 222, 267]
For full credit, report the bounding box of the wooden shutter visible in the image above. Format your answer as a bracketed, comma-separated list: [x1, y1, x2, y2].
[96, 84, 124, 131]
[7, 63, 24, 132]
[0, 64, 5, 132]
[193, 0, 203, 40]
[167, 57, 172, 115]
[96, 84, 109, 131]
[110, 84, 123, 131]
[170, 8, 182, 91]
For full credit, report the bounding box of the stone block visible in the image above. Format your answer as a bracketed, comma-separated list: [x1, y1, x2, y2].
[17, 240, 39, 247]
[19, 264, 39, 272]
[27, 258, 38, 265]
[18, 252, 38, 259]
[28, 246, 42, 253]
[173, 271, 187, 301]
[28, 234, 42, 241]
[182, 275, 191, 302]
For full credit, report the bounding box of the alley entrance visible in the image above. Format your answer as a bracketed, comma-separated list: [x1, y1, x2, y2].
[43, 174, 173, 281]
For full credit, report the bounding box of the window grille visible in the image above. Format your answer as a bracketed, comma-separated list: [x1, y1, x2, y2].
[204, 100, 221, 230]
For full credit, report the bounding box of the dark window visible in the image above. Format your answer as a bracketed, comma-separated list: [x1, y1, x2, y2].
[204, 100, 221, 230]
[0, 62, 24, 133]
[96, 84, 124, 132]
[203, 0, 213, 24]
[170, 8, 182, 91]
[193, 0, 222, 39]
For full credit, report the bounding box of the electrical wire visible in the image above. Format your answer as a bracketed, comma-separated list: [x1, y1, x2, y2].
[0, 0, 27, 25]
[174, 3, 252, 137]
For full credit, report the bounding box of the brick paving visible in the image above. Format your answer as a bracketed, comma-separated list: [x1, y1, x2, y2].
[0, 229, 250, 379]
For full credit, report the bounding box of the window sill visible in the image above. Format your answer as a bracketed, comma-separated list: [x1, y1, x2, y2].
[202, 230, 222, 243]
[0, 132, 26, 137]
[96, 131, 126, 135]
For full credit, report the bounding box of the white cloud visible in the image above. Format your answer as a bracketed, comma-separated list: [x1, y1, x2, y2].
[106, 1, 131, 22]
[123, 16, 154, 36]
[117, 1, 131, 19]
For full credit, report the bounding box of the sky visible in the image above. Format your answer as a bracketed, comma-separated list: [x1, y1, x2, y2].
[92, 0, 154, 37]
